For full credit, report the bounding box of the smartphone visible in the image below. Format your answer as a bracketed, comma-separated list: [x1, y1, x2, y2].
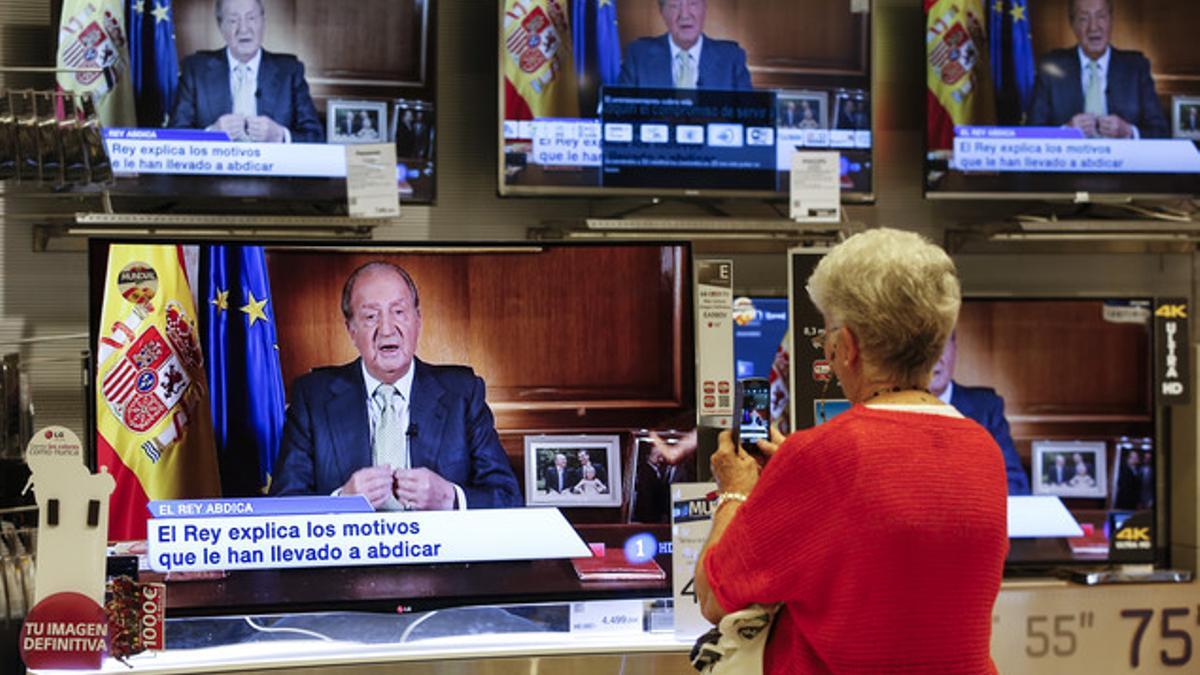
[736, 377, 771, 454]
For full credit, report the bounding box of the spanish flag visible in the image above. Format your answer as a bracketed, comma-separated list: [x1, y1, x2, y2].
[56, 0, 137, 127]
[503, 0, 580, 119]
[926, 0, 996, 151]
[96, 245, 220, 540]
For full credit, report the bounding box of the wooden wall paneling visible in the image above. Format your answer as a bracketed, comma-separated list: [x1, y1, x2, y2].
[265, 246, 691, 433]
[955, 301, 1151, 418]
[614, 0, 868, 86]
[462, 246, 676, 400]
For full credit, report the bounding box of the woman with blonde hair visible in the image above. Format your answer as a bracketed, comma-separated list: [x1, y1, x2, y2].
[695, 228, 1008, 673]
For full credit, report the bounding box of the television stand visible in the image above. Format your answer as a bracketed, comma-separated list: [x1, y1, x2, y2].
[1065, 565, 1193, 585]
[598, 197, 734, 220]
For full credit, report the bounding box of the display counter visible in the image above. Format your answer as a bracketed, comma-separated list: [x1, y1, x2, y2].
[41, 578, 1199, 675]
[28, 599, 691, 674]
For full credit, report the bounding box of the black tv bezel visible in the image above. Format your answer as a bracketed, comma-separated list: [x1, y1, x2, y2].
[495, 0, 877, 203]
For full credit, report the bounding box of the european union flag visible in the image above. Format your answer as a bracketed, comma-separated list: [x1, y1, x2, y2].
[202, 246, 286, 496]
[989, 0, 1036, 124]
[128, 0, 179, 126]
[572, 0, 621, 114]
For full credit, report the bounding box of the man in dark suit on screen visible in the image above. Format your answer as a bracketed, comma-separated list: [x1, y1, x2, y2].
[270, 262, 521, 511]
[543, 454, 575, 493]
[617, 0, 751, 91]
[1026, 0, 1167, 139]
[170, 0, 324, 143]
[930, 331, 1032, 495]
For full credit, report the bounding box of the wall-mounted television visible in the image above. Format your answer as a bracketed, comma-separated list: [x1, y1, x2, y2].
[57, 0, 437, 204]
[499, 0, 874, 200]
[790, 247, 1167, 570]
[954, 298, 1161, 568]
[925, 0, 1200, 199]
[87, 239, 694, 614]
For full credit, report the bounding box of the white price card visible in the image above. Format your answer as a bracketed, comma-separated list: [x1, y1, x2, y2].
[672, 482, 718, 641]
[570, 599, 644, 634]
[345, 143, 400, 218]
[790, 151, 841, 223]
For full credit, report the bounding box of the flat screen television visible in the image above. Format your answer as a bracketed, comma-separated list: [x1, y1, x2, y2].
[87, 239, 694, 614]
[499, 0, 874, 200]
[925, 0, 1200, 199]
[789, 254, 1166, 570]
[56, 0, 437, 205]
[955, 297, 1162, 569]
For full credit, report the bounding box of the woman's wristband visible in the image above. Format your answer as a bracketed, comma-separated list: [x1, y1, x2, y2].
[714, 491, 748, 512]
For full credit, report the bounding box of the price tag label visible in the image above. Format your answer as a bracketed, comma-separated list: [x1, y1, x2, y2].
[345, 143, 400, 218]
[569, 599, 644, 634]
[789, 151, 840, 223]
[671, 482, 717, 641]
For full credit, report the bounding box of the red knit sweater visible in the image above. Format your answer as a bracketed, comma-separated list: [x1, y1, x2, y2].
[704, 405, 1009, 674]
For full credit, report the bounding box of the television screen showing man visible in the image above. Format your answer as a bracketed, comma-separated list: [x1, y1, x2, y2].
[270, 262, 521, 511]
[170, 0, 325, 143]
[1026, 0, 1168, 139]
[930, 331, 1031, 495]
[617, 0, 752, 91]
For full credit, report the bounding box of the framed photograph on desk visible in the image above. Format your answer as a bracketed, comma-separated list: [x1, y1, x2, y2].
[1032, 440, 1108, 499]
[1172, 96, 1200, 140]
[327, 99, 389, 145]
[525, 434, 622, 507]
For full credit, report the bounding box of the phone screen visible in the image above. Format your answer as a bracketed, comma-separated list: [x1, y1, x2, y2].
[738, 378, 770, 453]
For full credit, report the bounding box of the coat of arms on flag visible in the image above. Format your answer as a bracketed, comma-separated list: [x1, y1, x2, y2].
[505, 1, 570, 93]
[101, 325, 190, 435]
[99, 292, 204, 465]
[927, 3, 987, 102]
[58, 2, 128, 94]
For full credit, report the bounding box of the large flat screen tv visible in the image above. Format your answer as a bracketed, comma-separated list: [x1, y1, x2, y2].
[955, 298, 1161, 568]
[57, 0, 436, 204]
[499, 0, 874, 200]
[88, 239, 694, 614]
[925, 0, 1200, 199]
[790, 256, 1166, 570]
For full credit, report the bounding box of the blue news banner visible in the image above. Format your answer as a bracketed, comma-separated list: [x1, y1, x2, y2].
[146, 497, 591, 573]
[102, 128, 350, 178]
[952, 126, 1200, 174]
